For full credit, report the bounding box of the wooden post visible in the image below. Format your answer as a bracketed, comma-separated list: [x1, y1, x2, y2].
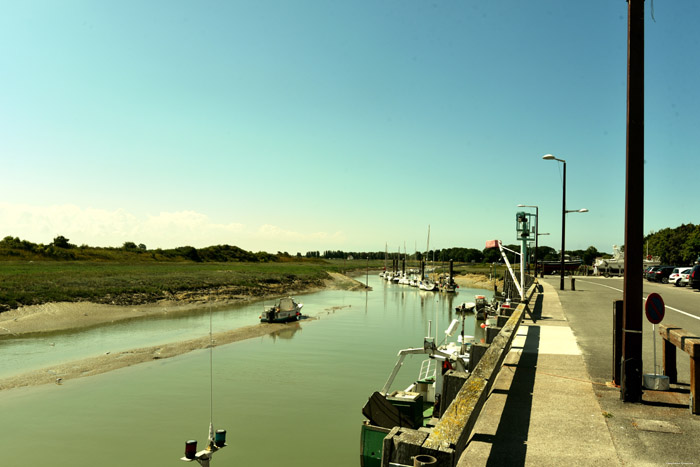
[469, 343, 489, 372]
[658, 324, 699, 414]
[663, 338, 678, 384]
[613, 300, 623, 385]
[486, 326, 501, 344]
[690, 351, 697, 415]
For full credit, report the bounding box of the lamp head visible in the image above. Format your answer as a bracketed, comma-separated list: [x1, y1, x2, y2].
[542, 154, 555, 160]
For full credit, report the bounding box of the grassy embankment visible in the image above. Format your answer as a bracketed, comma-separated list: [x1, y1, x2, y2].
[0, 258, 499, 313]
[0, 261, 336, 311]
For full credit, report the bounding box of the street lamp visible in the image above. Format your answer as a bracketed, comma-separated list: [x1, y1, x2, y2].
[517, 204, 539, 276]
[542, 154, 568, 290]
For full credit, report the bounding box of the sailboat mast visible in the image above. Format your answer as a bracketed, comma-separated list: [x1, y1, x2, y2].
[426, 225, 430, 258]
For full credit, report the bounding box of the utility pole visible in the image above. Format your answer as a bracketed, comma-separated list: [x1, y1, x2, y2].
[621, 0, 644, 402]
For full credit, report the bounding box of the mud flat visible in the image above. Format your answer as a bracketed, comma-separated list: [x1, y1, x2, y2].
[0, 321, 310, 391]
[0, 272, 365, 337]
[0, 272, 367, 391]
[453, 273, 502, 291]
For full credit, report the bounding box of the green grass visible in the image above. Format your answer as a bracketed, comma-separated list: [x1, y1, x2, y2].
[0, 261, 333, 311]
[0, 259, 498, 312]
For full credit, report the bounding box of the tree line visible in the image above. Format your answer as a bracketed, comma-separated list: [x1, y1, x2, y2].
[0, 235, 608, 265]
[4, 223, 697, 266]
[644, 223, 700, 265]
[0, 236, 275, 263]
[313, 245, 607, 266]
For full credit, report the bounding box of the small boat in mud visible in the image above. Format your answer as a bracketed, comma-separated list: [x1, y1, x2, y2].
[260, 297, 303, 323]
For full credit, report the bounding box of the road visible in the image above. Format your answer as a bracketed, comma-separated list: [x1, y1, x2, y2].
[541, 275, 699, 384]
[539, 276, 700, 466]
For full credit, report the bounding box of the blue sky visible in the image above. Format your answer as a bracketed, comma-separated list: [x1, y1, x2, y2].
[1, 0, 698, 255]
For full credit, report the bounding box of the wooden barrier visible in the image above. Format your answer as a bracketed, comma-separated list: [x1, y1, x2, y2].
[658, 324, 700, 415]
[381, 281, 537, 465]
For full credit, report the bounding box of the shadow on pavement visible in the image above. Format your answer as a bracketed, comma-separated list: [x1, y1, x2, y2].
[527, 292, 544, 322]
[476, 325, 541, 466]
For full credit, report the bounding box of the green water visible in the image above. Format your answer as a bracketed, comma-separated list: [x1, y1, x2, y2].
[0, 276, 491, 466]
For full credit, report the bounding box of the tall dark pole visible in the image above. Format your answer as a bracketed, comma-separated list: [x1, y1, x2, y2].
[534, 206, 539, 278]
[560, 161, 566, 291]
[621, 0, 644, 402]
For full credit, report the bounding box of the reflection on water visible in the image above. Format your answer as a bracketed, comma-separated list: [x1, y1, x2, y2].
[269, 321, 302, 341]
[0, 275, 492, 467]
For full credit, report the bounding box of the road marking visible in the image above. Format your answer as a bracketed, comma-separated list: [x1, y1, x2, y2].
[577, 279, 700, 321]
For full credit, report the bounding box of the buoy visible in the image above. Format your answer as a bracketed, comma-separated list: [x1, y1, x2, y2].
[480, 323, 486, 329]
[185, 440, 197, 459]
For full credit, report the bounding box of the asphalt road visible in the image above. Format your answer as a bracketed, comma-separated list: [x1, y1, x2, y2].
[539, 275, 700, 466]
[553, 275, 700, 384]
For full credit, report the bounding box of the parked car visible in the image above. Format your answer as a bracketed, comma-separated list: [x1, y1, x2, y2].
[689, 265, 700, 289]
[679, 270, 692, 287]
[649, 266, 675, 283]
[645, 266, 661, 281]
[670, 267, 692, 286]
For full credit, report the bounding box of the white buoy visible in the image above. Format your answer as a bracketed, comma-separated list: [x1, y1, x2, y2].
[444, 319, 459, 337]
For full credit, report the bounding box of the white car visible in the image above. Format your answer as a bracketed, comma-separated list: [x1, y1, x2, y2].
[678, 270, 692, 287]
[671, 267, 692, 286]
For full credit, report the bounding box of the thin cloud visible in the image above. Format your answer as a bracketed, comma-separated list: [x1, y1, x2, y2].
[0, 203, 344, 252]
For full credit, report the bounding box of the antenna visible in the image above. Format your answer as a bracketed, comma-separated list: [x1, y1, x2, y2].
[180, 306, 227, 466]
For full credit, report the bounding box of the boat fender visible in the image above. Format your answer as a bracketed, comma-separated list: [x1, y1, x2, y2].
[441, 360, 453, 374]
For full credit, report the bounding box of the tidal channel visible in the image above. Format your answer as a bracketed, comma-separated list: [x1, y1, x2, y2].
[0, 275, 492, 466]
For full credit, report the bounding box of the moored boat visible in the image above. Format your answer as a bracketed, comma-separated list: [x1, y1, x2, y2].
[360, 320, 473, 466]
[260, 297, 303, 323]
[438, 274, 457, 292]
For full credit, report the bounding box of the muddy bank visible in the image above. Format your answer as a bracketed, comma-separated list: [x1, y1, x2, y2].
[0, 272, 366, 391]
[453, 273, 502, 291]
[0, 321, 310, 391]
[0, 272, 366, 337]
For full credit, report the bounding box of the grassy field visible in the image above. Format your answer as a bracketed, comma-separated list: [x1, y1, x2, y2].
[0, 261, 337, 311]
[0, 259, 498, 312]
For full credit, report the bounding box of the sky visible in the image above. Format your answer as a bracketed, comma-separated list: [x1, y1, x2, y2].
[1, 0, 698, 255]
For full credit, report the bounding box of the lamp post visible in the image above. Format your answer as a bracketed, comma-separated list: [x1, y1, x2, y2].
[542, 155, 589, 290]
[517, 204, 539, 276]
[542, 154, 567, 290]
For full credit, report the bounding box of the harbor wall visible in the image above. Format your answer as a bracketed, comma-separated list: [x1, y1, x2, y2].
[380, 280, 538, 466]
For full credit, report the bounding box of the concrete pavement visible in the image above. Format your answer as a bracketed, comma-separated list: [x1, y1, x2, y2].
[459, 278, 699, 466]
